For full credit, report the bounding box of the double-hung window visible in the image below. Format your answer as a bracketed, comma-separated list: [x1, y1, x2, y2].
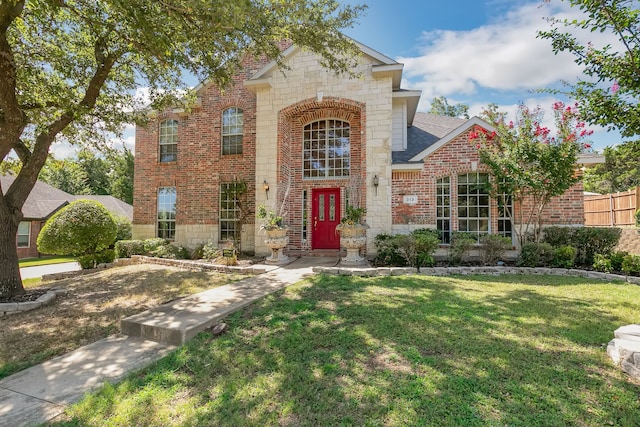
[222, 108, 244, 155]
[17, 221, 30, 247]
[157, 187, 176, 239]
[159, 119, 178, 162]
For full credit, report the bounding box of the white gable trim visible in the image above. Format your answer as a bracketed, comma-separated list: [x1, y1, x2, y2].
[408, 116, 495, 162]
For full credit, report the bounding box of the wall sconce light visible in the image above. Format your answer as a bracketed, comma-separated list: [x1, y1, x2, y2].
[316, 91, 323, 102]
[373, 175, 379, 196]
[263, 180, 270, 199]
[471, 161, 478, 172]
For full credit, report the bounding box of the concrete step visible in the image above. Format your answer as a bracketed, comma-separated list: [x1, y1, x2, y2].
[607, 324, 640, 381]
[121, 274, 289, 346]
[121, 257, 339, 346]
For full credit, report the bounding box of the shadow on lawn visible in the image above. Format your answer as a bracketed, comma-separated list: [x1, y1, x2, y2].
[58, 274, 640, 426]
[0, 266, 240, 380]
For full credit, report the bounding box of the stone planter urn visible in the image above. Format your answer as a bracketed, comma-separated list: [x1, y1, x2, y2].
[264, 227, 289, 265]
[336, 223, 369, 266]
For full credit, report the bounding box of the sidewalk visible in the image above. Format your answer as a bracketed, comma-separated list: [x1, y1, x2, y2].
[0, 257, 339, 427]
[20, 262, 81, 280]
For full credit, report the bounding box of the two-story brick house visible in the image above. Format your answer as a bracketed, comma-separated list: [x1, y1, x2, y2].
[133, 39, 592, 256]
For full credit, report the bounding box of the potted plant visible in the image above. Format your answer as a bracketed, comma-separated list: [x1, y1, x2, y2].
[257, 205, 287, 238]
[335, 205, 368, 238]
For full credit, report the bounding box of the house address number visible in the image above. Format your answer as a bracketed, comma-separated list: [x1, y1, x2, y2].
[403, 195, 418, 205]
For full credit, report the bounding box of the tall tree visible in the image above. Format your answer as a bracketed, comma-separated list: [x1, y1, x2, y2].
[0, 0, 364, 298]
[39, 158, 91, 195]
[538, 0, 640, 137]
[429, 96, 470, 119]
[583, 140, 640, 193]
[108, 148, 134, 204]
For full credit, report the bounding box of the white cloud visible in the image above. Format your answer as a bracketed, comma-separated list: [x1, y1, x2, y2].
[400, 1, 617, 104]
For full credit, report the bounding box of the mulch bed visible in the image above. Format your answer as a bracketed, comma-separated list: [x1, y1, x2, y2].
[0, 289, 50, 304]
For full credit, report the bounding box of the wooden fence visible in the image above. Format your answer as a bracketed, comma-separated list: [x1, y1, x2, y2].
[584, 187, 639, 226]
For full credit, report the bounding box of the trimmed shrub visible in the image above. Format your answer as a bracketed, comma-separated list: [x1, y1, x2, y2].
[114, 239, 145, 258]
[113, 215, 132, 241]
[593, 251, 628, 273]
[593, 253, 612, 273]
[572, 227, 621, 266]
[541, 226, 575, 248]
[143, 238, 169, 254]
[517, 242, 554, 267]
[479, 234, 512, 265]
[37, 200, 117, 258]
[373, 233, 408, 267]
[621, 254, 640, 276]
[448, 232, 476, 265]
[541, 226, 622, 266]
[149, 243, 189, 259]
[78, 249, 116, 269]
[552, 245, 577, 268]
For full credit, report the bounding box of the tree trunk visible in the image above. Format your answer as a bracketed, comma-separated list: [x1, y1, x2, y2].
[0, 207, 23, 298]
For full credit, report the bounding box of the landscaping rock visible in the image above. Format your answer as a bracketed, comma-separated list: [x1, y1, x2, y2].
[614, 324, 640, 341]
[607, 325, 640, 381]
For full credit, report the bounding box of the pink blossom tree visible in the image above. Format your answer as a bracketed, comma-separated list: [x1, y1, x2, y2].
[469, 102, 593, 245]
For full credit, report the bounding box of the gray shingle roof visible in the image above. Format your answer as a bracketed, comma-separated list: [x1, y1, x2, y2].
[393, 112, 467, 164]
[1, 175, 133, 220]
[72, 195, 133, 220]
[1, 175, 73, 219]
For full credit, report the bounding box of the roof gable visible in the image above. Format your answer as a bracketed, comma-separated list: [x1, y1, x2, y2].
[1, 175, 74, 219]
[408, 116, 495, 162]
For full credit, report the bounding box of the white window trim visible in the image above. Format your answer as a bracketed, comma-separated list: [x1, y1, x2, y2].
[17, 221, 31, 248]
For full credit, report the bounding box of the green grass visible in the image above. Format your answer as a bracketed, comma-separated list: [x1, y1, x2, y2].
[56, 274, 640, 426]
[18, 255, 76, 268]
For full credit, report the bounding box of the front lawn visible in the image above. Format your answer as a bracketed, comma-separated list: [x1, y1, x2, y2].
[57, 274, 640, 426]
[0, 264, 248, 380]
[18, 255, 77, 268]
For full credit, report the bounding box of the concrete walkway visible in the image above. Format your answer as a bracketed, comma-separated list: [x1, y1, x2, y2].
[20, 262, 82, 280]
[0, 257, 338, 427]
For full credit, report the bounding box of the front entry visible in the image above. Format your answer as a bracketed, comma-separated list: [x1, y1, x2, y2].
[311, 188, 341, 249]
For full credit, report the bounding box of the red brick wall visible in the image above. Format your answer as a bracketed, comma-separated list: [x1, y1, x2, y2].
[134, 55, 272, 236]
[391, 128, 585, 230]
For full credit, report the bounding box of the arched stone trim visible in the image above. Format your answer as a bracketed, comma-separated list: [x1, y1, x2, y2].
[276, 97, 367, 252]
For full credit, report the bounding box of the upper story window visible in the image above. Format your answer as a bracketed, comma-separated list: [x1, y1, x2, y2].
[222, 107, 244, 155]
[159, 119, 178, 162]
[303, 119, 350, 179]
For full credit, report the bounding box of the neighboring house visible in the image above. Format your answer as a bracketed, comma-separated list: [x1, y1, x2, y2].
[133, 39, 598, 256]
[1, 175, 133, 259]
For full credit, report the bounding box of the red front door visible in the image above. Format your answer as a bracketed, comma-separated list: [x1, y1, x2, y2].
[312, 188, 341, 249]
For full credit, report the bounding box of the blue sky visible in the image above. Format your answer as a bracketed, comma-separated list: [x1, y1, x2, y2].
[51, 0, 623, 158]
[341, 0, 624, 151]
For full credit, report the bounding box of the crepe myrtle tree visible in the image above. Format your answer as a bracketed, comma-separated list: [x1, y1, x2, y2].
[0, 0, 365, 298]
[469, 102, 593, 246]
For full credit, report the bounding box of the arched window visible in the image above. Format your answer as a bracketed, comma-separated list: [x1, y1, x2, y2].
[222, 107, 244, 155]
[159, 119, 178, 162]
[303, 119, 350, 179]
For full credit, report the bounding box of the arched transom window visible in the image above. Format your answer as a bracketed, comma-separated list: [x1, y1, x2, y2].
[303, 119, 350, 179]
